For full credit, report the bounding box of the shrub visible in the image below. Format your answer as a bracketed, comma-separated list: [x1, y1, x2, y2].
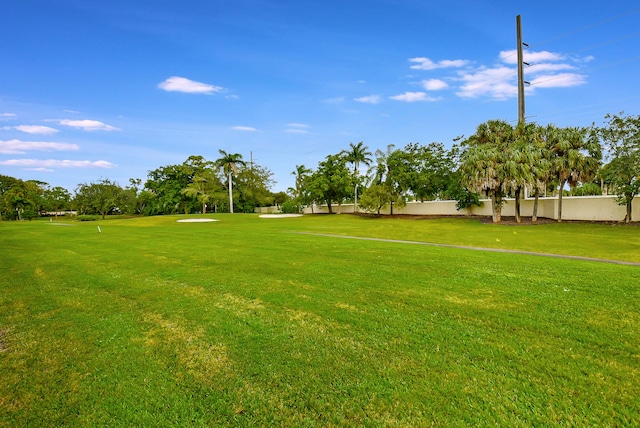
[573, 183, 602, 196]
[77, 215, 100, 221]
[280, 200, 300, 214]
[22, 209, 38, 221]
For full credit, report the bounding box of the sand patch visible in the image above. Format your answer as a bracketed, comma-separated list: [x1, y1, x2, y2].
[259, 214, 303, 218]
[176, 218, 219, 223]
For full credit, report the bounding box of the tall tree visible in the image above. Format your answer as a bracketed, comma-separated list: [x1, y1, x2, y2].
[508, 123, 538, 223]
[459, 120, 515, 223]
[530, 125, 552, 222]
[43, 186, 71, 218]
[598, 112, 640, 223]
[310, 153, 352, 214]
[182, 171, 219, 214]
[342, 141, 372, 212]
[74, 179, 125, 219]
[215, 150, 245, 213]
[547, 125, 602, 222]
[145, 163, 194, 215]
[391, 142, 457, 202]
[291, 165, 311, 199]
[2, 186, 32, 220]
[235, 163, 275, 213]
[1, 175, 23, 220]
[370, 144, 406, 215]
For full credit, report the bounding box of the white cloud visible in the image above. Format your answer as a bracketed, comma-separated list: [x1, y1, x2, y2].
[26, 167, 55, 172]
[232, 126, 257, 132]
[421, 79, 448, 91]
[529, 73, 586, 88]
[57, 119, 119, 132]
[158, 76, 223, 94]
[0, 159, 115, 168]
[1, 113, 17, 119]
[389, 91, 439, 102]
[405, 48, 588, 100]
[500, 49, 565, 65]
[0, 139, 79, 154]
[285, 123, 310, 133]
[6, 125, 59, 135]
[455, 66, 517, 99]
[353, 95, 381, 104]
[409, 57, 468, 70]
[527, 63, 576, 73]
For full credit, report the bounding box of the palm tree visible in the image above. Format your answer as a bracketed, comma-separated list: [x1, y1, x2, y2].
[215, 149, 245, 213]
[372, 144, 395, 184]
[342, 142, 372, 213]
[530, 126, 552, 222]
[182, 173, 214, 214]
[460, 120, 514, 223]
[508, 123, 538, 223]
[547, 126, 601, 222]
[291, 164, 311, 200]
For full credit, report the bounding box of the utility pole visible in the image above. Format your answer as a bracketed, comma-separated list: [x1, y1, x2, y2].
[516, 15, 529, 124]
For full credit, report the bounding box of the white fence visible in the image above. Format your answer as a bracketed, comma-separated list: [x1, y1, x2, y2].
[302, 195, 639, 222]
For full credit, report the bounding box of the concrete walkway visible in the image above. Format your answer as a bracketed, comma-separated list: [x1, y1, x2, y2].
[294, 232, 640, 267]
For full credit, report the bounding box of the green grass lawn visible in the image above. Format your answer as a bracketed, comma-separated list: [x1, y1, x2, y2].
[1, 214, 638, 426]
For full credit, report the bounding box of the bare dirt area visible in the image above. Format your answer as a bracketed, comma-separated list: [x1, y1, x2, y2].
[353, 213, 637, 226]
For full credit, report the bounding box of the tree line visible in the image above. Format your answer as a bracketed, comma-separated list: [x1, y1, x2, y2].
[291, 113, 638, 223]
[1, 113, 638, 223]
[1, 150, 283, 220]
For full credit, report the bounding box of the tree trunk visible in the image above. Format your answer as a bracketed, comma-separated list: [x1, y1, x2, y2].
[491, 191, 501, 223]
[557, 180, 565, 222]
[354, 184, 358, 213]
[228, 171, 234, 213]
[532, 187, 539, 223]
[515, 186, 522, 223]
[626, 195, 633, 223]
[327, 200, 333, 214]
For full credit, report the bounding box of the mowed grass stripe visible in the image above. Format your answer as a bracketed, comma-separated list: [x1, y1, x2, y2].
[0, 215, 638, 426]
[292, 231, 640, 266]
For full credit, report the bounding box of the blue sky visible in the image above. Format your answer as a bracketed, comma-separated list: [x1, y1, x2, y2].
[1, 0, 639, 193]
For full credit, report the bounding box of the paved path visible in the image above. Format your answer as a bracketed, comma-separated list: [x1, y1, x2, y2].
[294, 232, 640, 267]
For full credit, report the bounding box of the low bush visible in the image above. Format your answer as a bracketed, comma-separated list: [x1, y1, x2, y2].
[76, 215, 100, 221]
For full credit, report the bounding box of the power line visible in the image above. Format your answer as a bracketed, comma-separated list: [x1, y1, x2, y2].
[528, 7, 640, 49]
[568, 31, 640, 56]
[528, 54, 640, 88]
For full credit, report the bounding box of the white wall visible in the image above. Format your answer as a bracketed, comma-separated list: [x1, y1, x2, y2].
[303, 195, 640, 222]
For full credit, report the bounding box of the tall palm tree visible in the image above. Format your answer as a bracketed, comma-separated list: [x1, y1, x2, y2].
[342, 141, 372, 212]
[508, 122, 537, 223]
[373, 144, 395, 184]
[291, 164, 311, 200]
[215, 149, 245, 213]
[547, 126, 601, 222]
[530, 125, 552, 222]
